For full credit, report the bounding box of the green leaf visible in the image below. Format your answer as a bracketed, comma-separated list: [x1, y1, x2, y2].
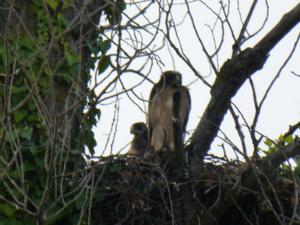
[14, 111, 28, 123]
[23, 161, 38, 172]
[97, 55, 110, 74]
[76, 191, 87, 210]
[105, 0, 125, 25]
[20, 127, 33, 140]
[8, 169, 20, 178]
[57, 13, 70, 28]
[34, 157, 45, 169]
[46, 0, 59, 10]
[283, 135, 294, 144]
[22, 216, 35, 225]
[65, 50, 80, 66]
[11, 86, 27, 94]
[69, 213, 81, 225]
[28, 114, 39, 123]
[110, 163, 120, 173]
[10, 189, 22, 200]
[0, 46, 5, 60]
[278, 134, 285, 141]
[30, 147, 40, 156]
[7, 129, 19, 142]
[94, 191, 104, 202]
[0, 84, 26, 95]
[0, 217, 22, 225]
[99, 40, 111, 54]
[62, 0, 73, 10]
[83, 130, 96, 156]
[264, 139, 273, 148]
[39, 76, 49, 89]
[20, 36, 35, 49]
[0, 203, 16, 217]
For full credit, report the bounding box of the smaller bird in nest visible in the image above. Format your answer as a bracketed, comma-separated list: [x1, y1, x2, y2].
[128, 122, 149, 157]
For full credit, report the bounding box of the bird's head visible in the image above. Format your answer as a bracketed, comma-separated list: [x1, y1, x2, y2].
[130, 122, 148, 136]
[161, 71, 182, 87]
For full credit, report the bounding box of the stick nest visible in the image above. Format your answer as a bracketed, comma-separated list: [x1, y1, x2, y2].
[89, 152, 300, 225]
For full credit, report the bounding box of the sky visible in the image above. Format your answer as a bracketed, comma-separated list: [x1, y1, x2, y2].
[91, 1, 300, 158]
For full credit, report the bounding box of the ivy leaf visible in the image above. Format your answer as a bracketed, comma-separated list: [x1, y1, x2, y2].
[22, 216, 35, 225]
[283, 135, 294, 144]
[105, 0, 126, 25]
[7, 130, 19, 142]
[65, 50, 80, 66]
[264, 139, 273, 148]
[0, 203, 16, 217]
[23, 161, 38, 172]
[0, 218, 23, 225]
[46, 0, 59, 10]
[11, 86, 27, 94]
[20, 36, 34, 49]
[20, 127, 33, 140]
[0, 45, 5, 61]
[110, 163, 120, 173]
[0, 84, 26, 95]
[76, 191, 87, 210]
[68, 213, 81, 225]
[34, 157, 45, 170]
[84, 129, 96, 156]
[57, 13, 70, 28]
[97, 55, 110, 74]
[63, 0, 73, 10]
[39, 76, 49, 89]
[14, 111, 28, 123]
[94, 191, 104, 202]
[100, 40, 111, 54]
[28, 114, 39, 123]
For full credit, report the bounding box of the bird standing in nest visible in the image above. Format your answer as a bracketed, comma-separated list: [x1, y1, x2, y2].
[148, 71, 191, 151]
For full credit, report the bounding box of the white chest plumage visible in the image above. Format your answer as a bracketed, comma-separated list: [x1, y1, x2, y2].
[147, 71, 191, 151]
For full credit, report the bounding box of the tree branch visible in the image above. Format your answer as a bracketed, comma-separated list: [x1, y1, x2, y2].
[189, 3, 300, 166]
[199, 137, 300, 225]
[246, 138, 300, 186]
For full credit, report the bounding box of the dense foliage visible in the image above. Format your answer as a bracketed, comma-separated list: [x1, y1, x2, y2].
[0, 0, 124, 224]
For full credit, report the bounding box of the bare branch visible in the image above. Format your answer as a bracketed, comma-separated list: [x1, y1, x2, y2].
[189, 3, 300, 166]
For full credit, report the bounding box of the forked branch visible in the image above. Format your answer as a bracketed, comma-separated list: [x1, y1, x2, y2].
[190, 3, 300, 165]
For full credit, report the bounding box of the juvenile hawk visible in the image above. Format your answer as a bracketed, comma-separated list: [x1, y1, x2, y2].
[128, 122, 149, 156]
[148, 71, 191, 151]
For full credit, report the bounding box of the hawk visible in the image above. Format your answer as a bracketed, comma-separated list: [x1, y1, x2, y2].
[128, 122, 149, 156]
[148, 71, 191, 151]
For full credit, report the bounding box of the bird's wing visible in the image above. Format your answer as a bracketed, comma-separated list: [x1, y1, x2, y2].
[180, 86, 191, 133]
[148, 83, 160, 144]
